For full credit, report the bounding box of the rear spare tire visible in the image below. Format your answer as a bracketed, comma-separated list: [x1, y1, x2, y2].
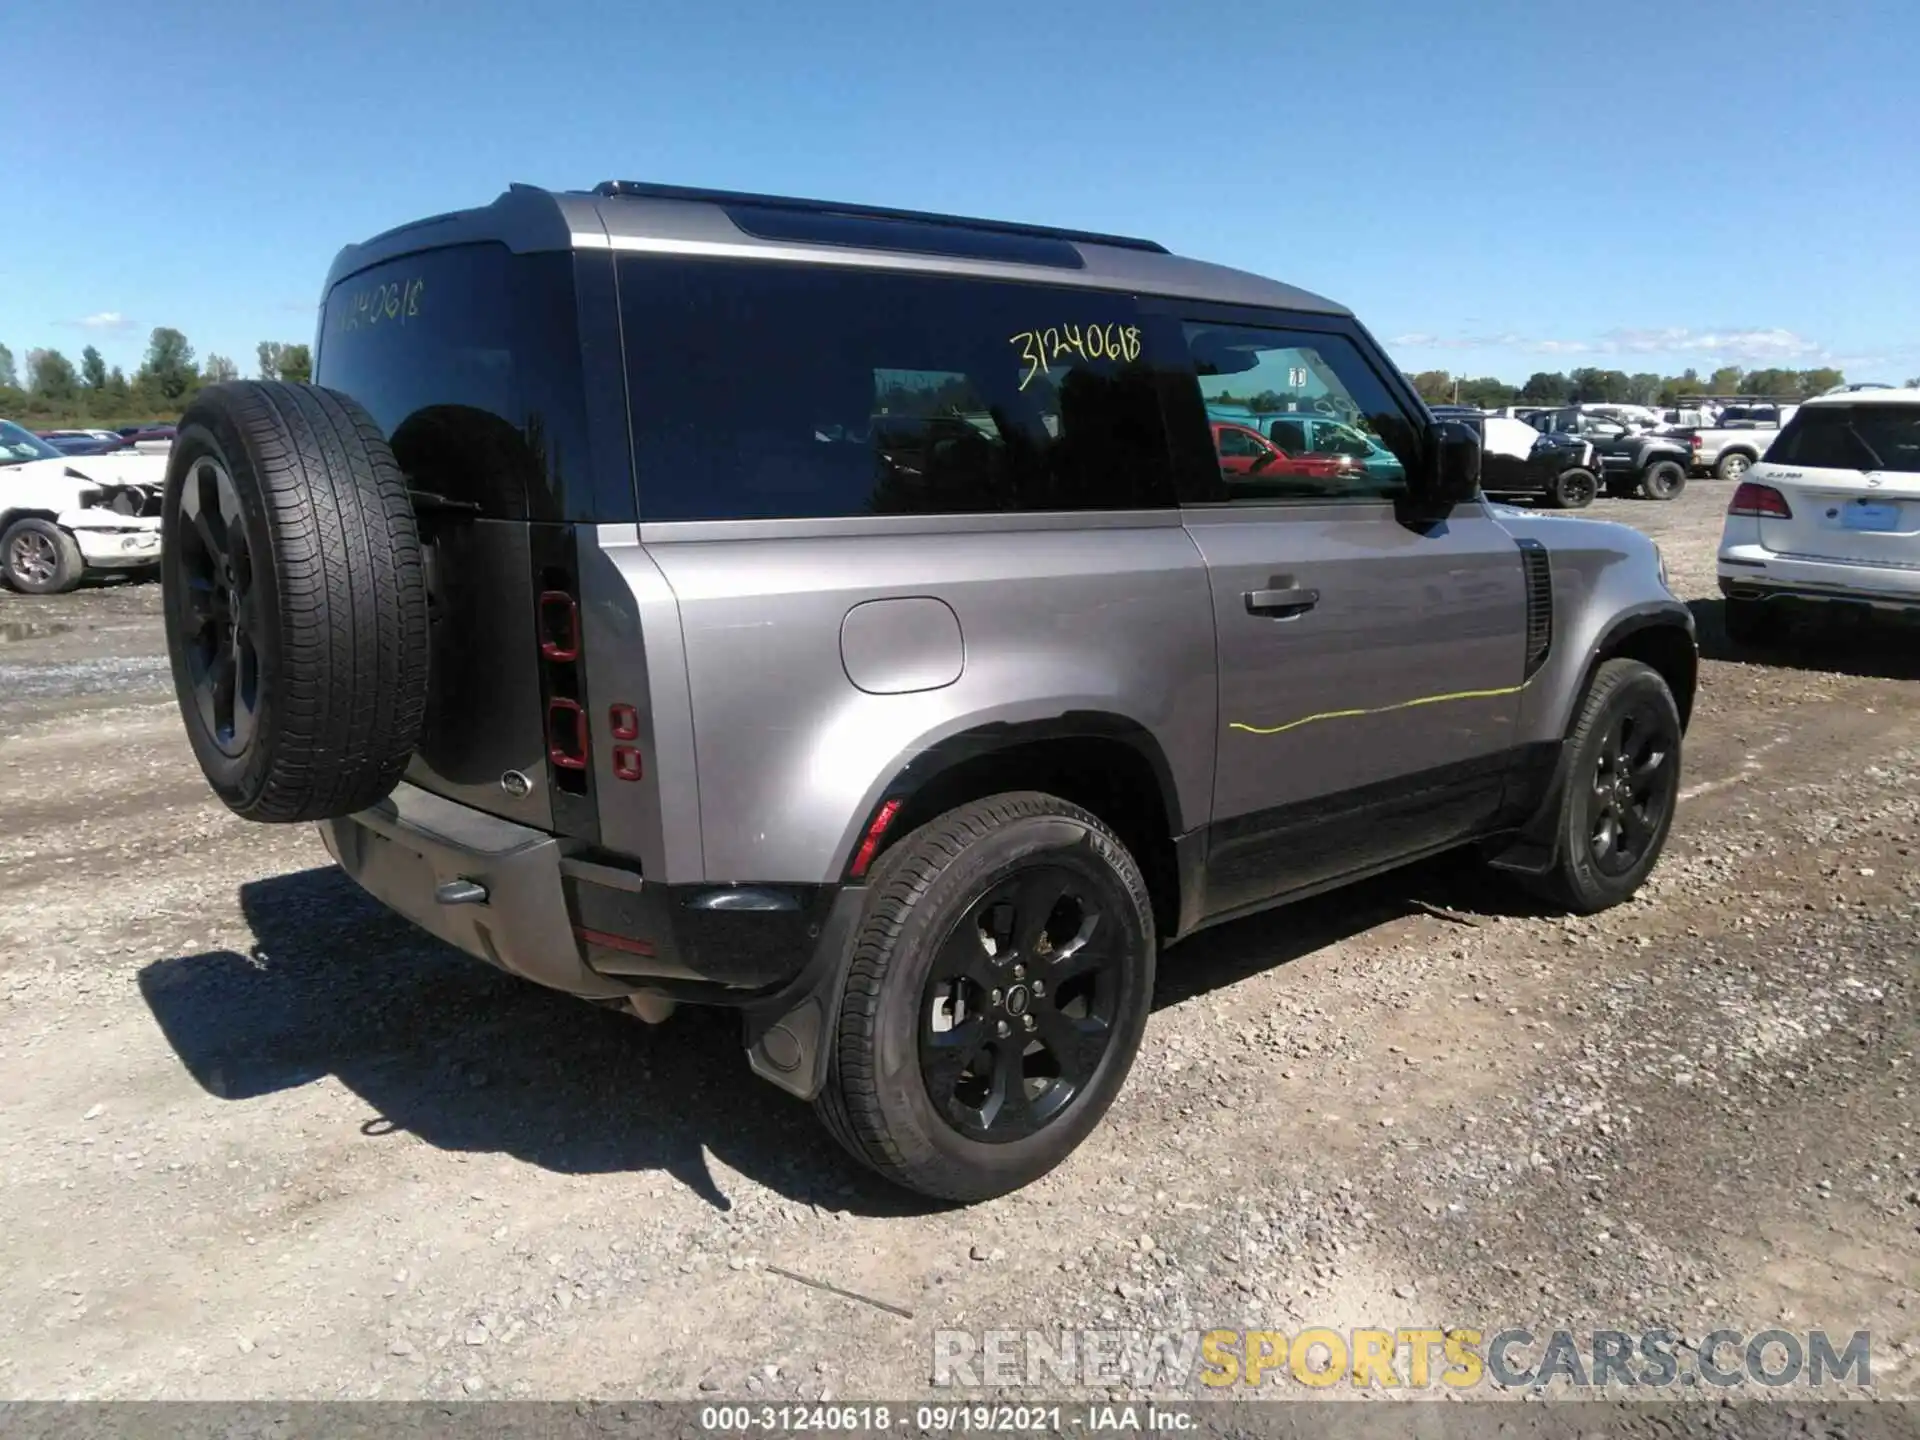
[161, 382, 428, 822]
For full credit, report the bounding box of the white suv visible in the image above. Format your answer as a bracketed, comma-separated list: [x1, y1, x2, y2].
[1716, 387, 1920, 644]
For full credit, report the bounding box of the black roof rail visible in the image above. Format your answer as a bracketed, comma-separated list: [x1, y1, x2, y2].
[590, 179, 1169, 254]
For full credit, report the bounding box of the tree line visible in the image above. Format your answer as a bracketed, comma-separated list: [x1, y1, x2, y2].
[1406, 365, 1920, 410]
[0, 330, 313, 428]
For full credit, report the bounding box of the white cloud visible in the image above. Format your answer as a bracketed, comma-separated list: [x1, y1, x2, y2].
[1600, 327, 1823, 363]
[1388, 331, 1594, 356]
[1390, 325, 1834, 367]
[73, 311, 131, 331]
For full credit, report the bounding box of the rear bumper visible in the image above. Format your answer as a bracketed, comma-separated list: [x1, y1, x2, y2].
[320, 780, 867, 1100]
[1718, 543, 1920, 612]
[320, 781, 632, 999]
[319, 780, 843, 1001]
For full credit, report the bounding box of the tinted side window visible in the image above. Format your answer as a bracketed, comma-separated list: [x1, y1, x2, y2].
[617, 259, 1177, 521]
[316, 244, 599, 521]
[1176, 322, 1416, 503]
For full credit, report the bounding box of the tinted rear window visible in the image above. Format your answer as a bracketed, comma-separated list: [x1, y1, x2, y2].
[617, 259, 1177, 521]
[316, 243, 603, 520]
[1768, 405, 1920, 473]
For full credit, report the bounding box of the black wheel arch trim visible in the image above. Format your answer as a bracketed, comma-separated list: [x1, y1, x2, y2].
[838, 711, 1186, 882]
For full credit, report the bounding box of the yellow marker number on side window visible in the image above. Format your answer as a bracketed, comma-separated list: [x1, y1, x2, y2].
[1009, 323, 1143, 390]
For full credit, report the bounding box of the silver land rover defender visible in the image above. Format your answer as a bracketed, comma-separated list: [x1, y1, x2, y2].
[159, 180, 1696, 1201]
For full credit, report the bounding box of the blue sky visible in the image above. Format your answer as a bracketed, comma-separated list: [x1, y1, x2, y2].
[7, 0, 1918, 387]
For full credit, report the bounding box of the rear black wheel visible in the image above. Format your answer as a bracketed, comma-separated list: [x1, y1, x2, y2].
[1525, 659, 1682, 915]
[1715, 451, 1753, 482]
[1642, 461, 1686, 501]
[1547, 467, 1597, 509]
[816, 792, 1155, 1202]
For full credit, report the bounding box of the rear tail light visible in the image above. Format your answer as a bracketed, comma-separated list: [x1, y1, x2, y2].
[1689, 434, 1702, 450]
[849, 797, 903, 878]
[538, 591, 580, 661]
[547, 698, 589, 769]
[1728, 482, 1792, 518]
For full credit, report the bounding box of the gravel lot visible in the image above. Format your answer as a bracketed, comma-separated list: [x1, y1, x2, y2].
[2, 489, 1916, 1406]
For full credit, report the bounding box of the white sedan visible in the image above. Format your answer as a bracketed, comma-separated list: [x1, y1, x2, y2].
[1, 420, 167, 594]
[1716, 387, 1920, 644]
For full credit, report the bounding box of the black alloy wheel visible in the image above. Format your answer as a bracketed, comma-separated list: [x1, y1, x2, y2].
[172, 454, 260, 757]
[1516, 657, 1684, 915]
[815, 791, 1155, 1202]
[1586, 694, 1677, 877]
[1550, 467, 1598, 509]
[920, 864, 1120, 1142]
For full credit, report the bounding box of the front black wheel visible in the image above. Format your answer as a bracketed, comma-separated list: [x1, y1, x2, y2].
[1526, 659, 1682, 915]
[816, 792, 1155, 1202]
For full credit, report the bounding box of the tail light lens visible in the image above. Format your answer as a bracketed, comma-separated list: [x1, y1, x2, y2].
[547, 698, 589, 769]
[538, 591, 580, 660]
[1728, 482, 1792, 518]
[1689, 434, 1702, 450]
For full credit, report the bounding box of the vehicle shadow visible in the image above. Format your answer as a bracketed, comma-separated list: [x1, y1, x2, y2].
[1689, 598, 1920, 681]
[1152, 846, 1549, 1010]
[138, 852, 1546, 1217]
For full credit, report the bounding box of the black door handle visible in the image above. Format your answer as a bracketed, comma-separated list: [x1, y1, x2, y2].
[1244, 585, 1320, 618]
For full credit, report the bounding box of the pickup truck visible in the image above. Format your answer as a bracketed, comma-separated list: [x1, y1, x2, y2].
[1676, 404, 1798, 481]
[1528, 408, 1689, 500]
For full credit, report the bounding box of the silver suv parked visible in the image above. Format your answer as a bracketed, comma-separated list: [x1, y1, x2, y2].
[159, 180, 1697, 1201]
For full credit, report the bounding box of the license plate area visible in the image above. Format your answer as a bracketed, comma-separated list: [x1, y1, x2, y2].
[1839, 501, 1901, 533]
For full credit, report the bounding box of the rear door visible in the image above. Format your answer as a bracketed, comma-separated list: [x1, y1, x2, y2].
[1754, 401, 1920, 566]
[315, 241, 624, 838]
[1151, 305, 1529, 919]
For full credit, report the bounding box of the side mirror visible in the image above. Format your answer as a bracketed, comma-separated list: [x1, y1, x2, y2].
[1421, 420, 1480, 504]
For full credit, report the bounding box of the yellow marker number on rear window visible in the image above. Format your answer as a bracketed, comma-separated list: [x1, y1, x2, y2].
[335, 277, 426, 334]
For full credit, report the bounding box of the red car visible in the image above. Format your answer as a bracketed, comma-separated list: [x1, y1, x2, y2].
[1210, 422, 1359, 480]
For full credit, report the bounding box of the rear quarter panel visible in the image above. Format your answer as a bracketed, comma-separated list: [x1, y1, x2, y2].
[637, 517, 1217, 885]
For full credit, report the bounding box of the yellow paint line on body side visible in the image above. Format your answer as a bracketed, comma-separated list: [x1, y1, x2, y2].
[1228, 682, 1530, 737]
